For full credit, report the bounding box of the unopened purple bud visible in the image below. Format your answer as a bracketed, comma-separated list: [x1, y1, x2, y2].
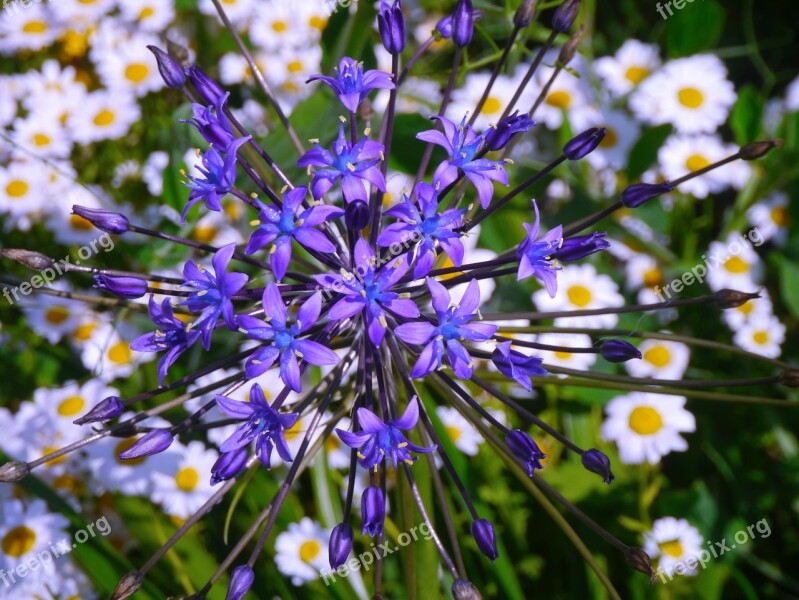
[73, 395, 123, 425]
[581, 449, 615, 484]
[552, 0, 580, 32]
[118, 429, 175, 460]
[599, 339, 641, 363]
[514, 0, 537, 27]
[225, 565, 254, 600]
[621, 182, 674, 208]
[93, 275, 148, 299]
[72, 205, 130, 234]
[378, 0, 406, 54]
[452, 0, 475, 47]
[184, 65, 226, 105]
[329, 523, 354, 569]
[563, 127, 605, 160]
[505, 429, 546, 476]
[551, 231, 609, 262]
[345, 200, 371, 230]
[436, 9, 482, 39]
[147, 45, 185, 89]
[485, 111, 535, 151]
[211, 448, 248, 485]
[361, 486, 385, 537]
[471, 518, 498, 562]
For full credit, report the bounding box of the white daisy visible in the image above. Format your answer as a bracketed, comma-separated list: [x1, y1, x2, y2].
[118, 0, 176, 33]
[733, 314, 786, 359]
[593, 39, 661, 97]
[21, 59, 88, 120]
[152, 441, 219, 519]
[47, 185, 111, 245]
[80, 322, 151, 382]
[572, 107, 641, 170]
[436, 406, 483, 455]
[746, 192, 789, 246]
[249, 4, 315, 51]
[530, 59, 593, 130]
[601, 392, 696, 464]
[32, 379, 119, 443]
[269, 45, 323, 110]
[786, 75, 799, 112]
[95, 35, 164, 97]
[69, 90, 141, 144]
[721, 288, 773, 330]
[705, 232, 762, 292]
[21, 292, 82, 344]
[624, 337, 690, 380]
[11, 112, 72, 159]
[535, 332, 597, 372]
[199, 0, 257, 29]
[630, 55, 736, 134]
[0, 499, 70, 574]
[447, 70, 526, 131]
[644, 517, 704, 577]
[0, 5, 60, 54]
[375, 76, 442, 115]
[274, 518, 329, 586]
[143, 151, 170, 196]
[624, 253, 664, 291]
[50, 0, 116, 26]
[0, 160, 47, 231]
[325, 416, 352, 469]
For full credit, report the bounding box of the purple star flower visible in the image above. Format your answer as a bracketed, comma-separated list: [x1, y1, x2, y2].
[130, 296, 202, 386]
[416, 115, 508, 208]
[181, 243, 248, 349]
[491, 341, 547, 391]
[308, 57, 394, 114]
[395, 278, 497, 379]
[335, 397, 435, 469]
[516, 201, 563, 297]
[183, 92, 236, 148]
[297, 125, 386, 203]
[377, 182, 466, 280]
[183, 136, 249, 221]
[314, 239, 419, 346]
[245, 188, 344, 281]
[215, 383, 299, 469]
[237, 284, 339, 392]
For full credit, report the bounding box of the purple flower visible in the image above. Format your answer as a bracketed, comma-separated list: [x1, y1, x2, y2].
[416, 115, 508, 208]
[118, 429, 175, 460]
[93, 274, 148, 299]
[245, 188, 344, 281]
[73, 395, 123, 426]
[563, 127, 606, 160]
[147, 45, 185, 89]
[182, 243, 248, 349]
[484, 111, 535, 151]
[621, 181, 674, 208]
[335, 397, 435, 469]
[471, 519, 498, 562]
[378, 0, 406, 54]
[225, 565, 254, 600]
[183, 93, 236, 148]
[297, 125, 386, 203]
[395, 278, 497, 379]
[215, 383, 299, 469]
[377, 182, 466, 280]
[210, 448, 248, 484]
[491, 341, 547, 391]
[451, 0, 475, 47]
[71, 205, 129, 234]
[516, 201, 563, 298]
[183, 136, 249, 221]
[436, 8, 482, 38]
[329, 523, 354, 569]
[505, 429, 546, 476]
[550, 231, 609, 262]
[599, 339, 642, 363]
[308, 57, 394, 114]
[237, 284, 339, 391]
[361, 486, 385, 537]
[314, 238, 419, 346]
[130, 295, 202, 386]
[184, 64, 226, 105]
[581, 449, 615, 484]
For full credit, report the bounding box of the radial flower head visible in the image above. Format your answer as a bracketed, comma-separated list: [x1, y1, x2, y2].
[216, 383, 299, 469]
[238, 284, 340, 391]
[395, 278, 497, 379]
[335, 397, 435, 470]
[245, 187, 344, 281]
[377, 182, 466, 279]
[308, 57, 394, 114]
[484, 111, 535, 151]
[505, 429, 546, 476]
[551, 231, 610, 263]
[183, 93, 236, 148]
[417, 114, 508, 208]
[298, 124, 386, 203]
[517, 201, 563, 297]
[183, 136, 250, 220]
[491, 341, 547, 391]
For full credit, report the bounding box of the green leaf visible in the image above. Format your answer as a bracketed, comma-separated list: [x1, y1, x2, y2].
[627, 125, 672, 180]
[777, 258, 799, 316]
[664, 0, 726, 57]
[730, 85, 765, 145]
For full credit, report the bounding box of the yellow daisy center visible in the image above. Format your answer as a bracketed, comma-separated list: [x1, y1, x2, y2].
[58, 395, 85, 417]
[685, 154, 710, 172]
[299, 540, 321, 562]
[6, 180, 29, 198]
[659, 539, 684, 558]
[446, 425, 462, 442]
[73, 322, 97, 342]
[175, 467, 200, 492]
[545, 90, 571, 109]
[272, 21, 288, 33]
[643, 268, 663, 288]
[628, 406, 663, 435]
[599, 127, 618, 148]
[139, 7, 155, 19]
[42, 446, 67, 466]
[752, 331, 769, 345]
[770, 206, 788, 227]
[483, 96, 502, 114]
[70, 213, 94, 231]
[23, 20, 48, 34]
[554, 350, 573, 360]
[677, 87, 704, 109]
[287, 60, 304, 74]
[45, 306, 71, 325]
[624, 66, 648, 84]
[193, 226, 219, 243]
[33, 133, 51, 147]
[724, 256, 749, 274]
[283, 418, 303, 442]
[94, 109, 116, 127]
[643, 345, 671, 368]
[2, 526, 37, 558]
[309, 16, 327, 30]
[125, 63, 150, 83]
[567, 284, 592, 307]
[108, 342, 132, 364]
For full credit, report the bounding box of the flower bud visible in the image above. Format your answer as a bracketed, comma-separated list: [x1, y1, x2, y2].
[1, 249, 54, 271]
[739, 139, 782, 161]
[505, 429, 546, 476]
[599, 339, 641, 363]
[73, 395, 124, 425]
[563, 127, 605, 160]
[0, 460, 30, 482]
[211, 448, 249, 485]
[624, 546, 656, 583]
[471, 518, 498, 562]
[111, 570, 143, 600]
[436, 9, 482, 39]
[452, 579, 483, 600]
[147, 45, 185, 89]
[552, 0, 580, 32]
[452, 0, 475, 47]
[620, 182, 674, 208]
[713, 288, 760, 309]
[118, 429, 175, 460]
[581, 449, 615, 483]
[329, 523, 354, 569]
[779, 369, 799, 388]
[558, 25, 585, 64]
[484, 111, 535, 151]
[345, 200, 371, 230]
[71, 205, 130, 234]
[378, 0, 406, 54]
[513, 0, 537, 28]
[361, 486, 385, 537]
[226, 565, 254, 600]
[550, 231, 608, 262]
[184, 65, 226, 105]
[93, 275, 148, 299]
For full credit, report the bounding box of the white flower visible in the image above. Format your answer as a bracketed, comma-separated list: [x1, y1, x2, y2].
[249, 4, 319, 51]
[11, 112, 72, 159]
[722, 289, 773, 329]
[785, 75, 799, 112]
[274, 518, 329, 586]
[0, 160, 47, 231]
[118, 0, 176, 33]
[0, 5, 60, 54]
[199, 0, 258, 29]
[152, 441, 219, 519]
[630, 55, 736, 134]
[705, 232, 762, 292]
[0, 499, 70, 574]
[375, 76, 442, 115]
[624, 253, 664, 291]
[601, 392, 696, 464]
[733, 315, 786, 358]
[325, 417, 352, 469]
[593, 40, 661, 97]
[80, 322, 152, 382]
[95, 35, 164, 97]
[32, 379, 119, 443]
[142, 151, 170, 196]
[69, 90, 141, 144]
[50, 0, 117, 25]
[572, 107, 641, 170]
[746, 192, 789, 246]
[533, 264, 625, 329]
[21, 291, 82, 344]
[21, 59, 88, 123]
[436, 407, 483, 456]
[530, 58, 593, 130]
[644, 517, 704, 577]
[534, 333, 597, 372]
[625, 337, 690, 380]
[447, 70, 525, 131]
[47, 185, 112, 245]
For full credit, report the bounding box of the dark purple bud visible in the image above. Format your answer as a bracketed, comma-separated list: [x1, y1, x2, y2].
[452, 579, 482, 600]
[514, 0, 537, 27]
[713, 288, 760, 309]
[563, 127, 605, 160]
[581, 449, 615, 484]
[361, 486, 385, 537]
[117, 429, 175, 460]
[552, 0, 580, 32]
[436, 9, 482, 39]
[147, 45, 185, 89]
[505, 429, 546, 476]
[739, 139, 782, 161]
[599, 339, 641, 363]
[621, 182, 674, 208]
[484, 111, 535, 151]
[93, 275, 148, 299]
[471, 518, 498, 562]
[111, 571, 143, 600]
[551, 231, 609, 262]
[73, 395, 124, 425]
[345, 200, 371, 230]
[625, 547, 656, 583]
[71, 205, 130, 234]
[225, 565, 254, 600]
[1, 249, 54, 271]
[184, 65, 226, 105]
[452, 0, 475, 47]
[780, 369, 799, 388]
[378, 0, 406, 54]
[329, 523, 354, 569]
[211, 448, 249, 485]
[0, 460, 30, 482]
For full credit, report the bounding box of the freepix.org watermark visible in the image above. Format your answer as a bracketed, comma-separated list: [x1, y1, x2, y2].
[655, 0, 702, 20]
[2, 233, 115, 305]
[320, 522, 433, 585]
[0, 516, 112, 588]
[657, 518, 771, 583]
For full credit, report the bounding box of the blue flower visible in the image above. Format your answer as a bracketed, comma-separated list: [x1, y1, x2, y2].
[308, 57, 394, 114]
[516, 201, 563, 297]
[491, 341, 547, 391]
[183, 136, 249, 221]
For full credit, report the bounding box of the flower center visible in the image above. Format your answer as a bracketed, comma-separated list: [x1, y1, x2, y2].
[287, 60, 304, 74]
[94, 109, 116, 127]
[125, 63, 150, 83]
[483, 96, 502, 114]
[446, 425, 461, 442]
[33, 133, 51, 147]
[770, 206, 789, 226]
[643, 268, 663, 287]
[724, 256, 749, 274]
[752, 331, 769, 345]
[45, 306, 70, 324]
[6, 180, 29, 198]
[566, 284, 592, 307]
[175, 467, 200, 491]
[685, 154, 709, 172]
[309, 16, 327, 30]
[23, 20, 48, 34]
[283, 417, 303, 442]
[108, 342, 132, 364]
[599, 127, 618, 148]
[2, 526, 37, 558]
[139, 7, 155, 19]
[58, 395, 85, 417]
[678, 87, 704, 109]
[272, 20, 287, 33]
[545, 90, 571, 109]
[299, 540, 321, 562]
[70, 213, 94, 231]
[554, 351, 573, 360]
[624, 66, 648, 84]
[42, 446, 67, 466]
[659, 539, 684, 558]
[73, 322, 97, 341]
[643, 345, 670, 368]
[628, 406, 663, 435]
